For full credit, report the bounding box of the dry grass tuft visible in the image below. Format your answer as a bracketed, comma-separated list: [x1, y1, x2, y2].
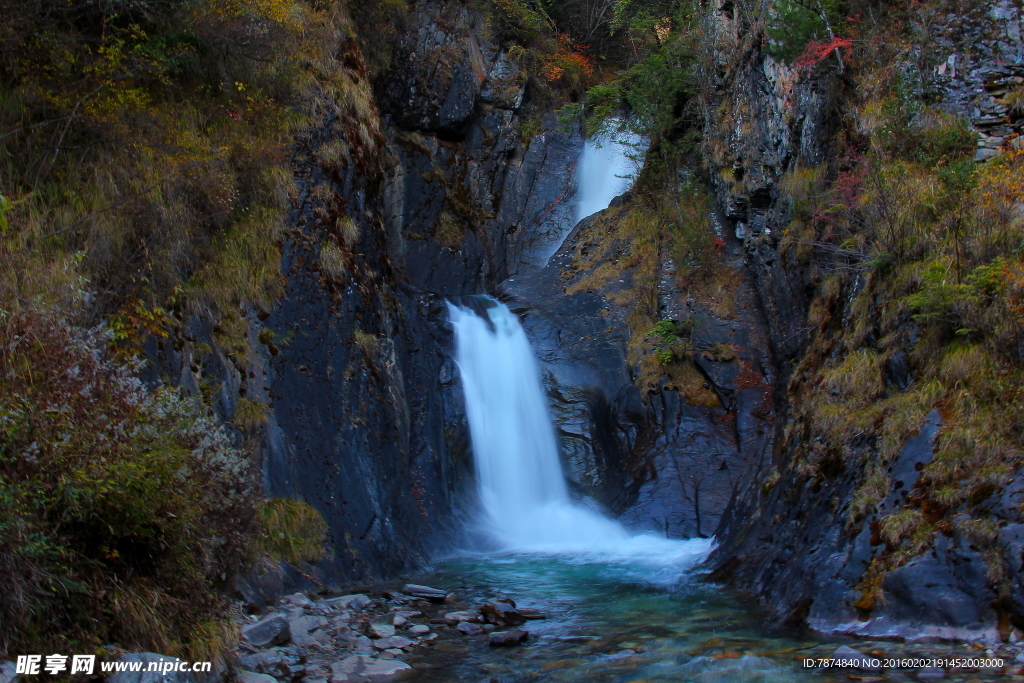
[258, 499, 328, 565]
[354, 328, 379, 357]
[337, 215, 360, 248]
[235, 397, 270, 432]
[319, 241, 348, 280]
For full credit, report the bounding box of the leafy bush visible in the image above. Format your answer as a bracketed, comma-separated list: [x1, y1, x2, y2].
[0, 303, 257, 657]
[584, 1, 698, 144]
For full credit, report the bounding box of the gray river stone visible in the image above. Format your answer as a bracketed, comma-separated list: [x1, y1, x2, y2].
[329, 656, 411, 682]
[369, 621, 396, 639]
[489, 630, 529, 646]
[238, 672, 276, 683]
[372, 636, 413, 651]
[326, 595, 371, 611]
[241, 615, 291, 648]
[105, 654, 195, 683]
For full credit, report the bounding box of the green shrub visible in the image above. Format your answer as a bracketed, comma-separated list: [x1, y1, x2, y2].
[0, 303, 257, 657]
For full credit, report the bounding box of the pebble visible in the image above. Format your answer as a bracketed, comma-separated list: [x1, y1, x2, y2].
[445, 611, 478, 624]
[241, 615, 291, 648]
[409, 624, 430, 635]
[372, 636, 412, 651]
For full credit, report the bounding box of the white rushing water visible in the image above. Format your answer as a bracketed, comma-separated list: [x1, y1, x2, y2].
[448, 298, 713, 571]
[573, 131, 643, 225]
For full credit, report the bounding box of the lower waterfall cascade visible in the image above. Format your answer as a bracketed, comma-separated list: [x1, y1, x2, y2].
[447, 297, 713, 568]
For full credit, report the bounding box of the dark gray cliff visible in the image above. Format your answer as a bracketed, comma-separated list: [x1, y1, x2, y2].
[700, 0, 1024, 639]
[379, 1, 582, 294]
[146, 0, 585, 596]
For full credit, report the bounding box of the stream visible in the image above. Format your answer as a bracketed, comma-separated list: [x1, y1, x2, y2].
[398, 139, 1013, 683]
[402, 552, 814, 683]
[437, 295, 813, 682]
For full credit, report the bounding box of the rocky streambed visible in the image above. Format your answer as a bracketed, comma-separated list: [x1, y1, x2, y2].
[228, 553, 1024, 683]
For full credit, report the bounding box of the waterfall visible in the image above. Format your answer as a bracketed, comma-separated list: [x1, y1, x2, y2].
[573, 131, 643, 225]
[449, 298, 714, 565]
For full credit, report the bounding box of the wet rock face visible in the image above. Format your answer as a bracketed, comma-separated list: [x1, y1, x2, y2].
[501, 211, 778, 538]
[259, 114, 472, 585]
[380, 4, 492, 138]
[710, 411, 1020, 640]
[698, 9, 837, 369]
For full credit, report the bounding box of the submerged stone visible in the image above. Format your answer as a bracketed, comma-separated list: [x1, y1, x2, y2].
[489, 629, 529, 647]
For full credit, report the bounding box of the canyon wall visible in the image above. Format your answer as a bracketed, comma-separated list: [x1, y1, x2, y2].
[699, 0, 1024, 639]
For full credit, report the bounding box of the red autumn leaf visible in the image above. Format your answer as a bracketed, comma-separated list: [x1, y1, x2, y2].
[794, 37, 853, 70]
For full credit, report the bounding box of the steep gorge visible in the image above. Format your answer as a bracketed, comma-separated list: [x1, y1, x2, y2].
[6, 0, 1024, 665]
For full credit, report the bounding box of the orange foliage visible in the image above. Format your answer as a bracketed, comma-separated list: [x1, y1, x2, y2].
[541, 34, 595, 83]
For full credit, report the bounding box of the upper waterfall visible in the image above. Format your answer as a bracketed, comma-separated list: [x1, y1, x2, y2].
[573, 131, 643, 225]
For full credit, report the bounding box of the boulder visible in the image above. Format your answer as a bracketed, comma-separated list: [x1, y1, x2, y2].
[401, 584, 447, 601]
[372, 636, 413, 651]
[105, 654, 195, 683]
[325, 595, 372, 611]
[329, 656, 411, 682]
[480, 602, 527, 627]
[369, 621, 396, 639]
[284, 593, 315, 609]
[236, 649, 305, 681]
[241, 615, 291, 648]
[833, 646, 881, 673]
[489, 630, 529, 647]
[457, 622, 484, 635]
